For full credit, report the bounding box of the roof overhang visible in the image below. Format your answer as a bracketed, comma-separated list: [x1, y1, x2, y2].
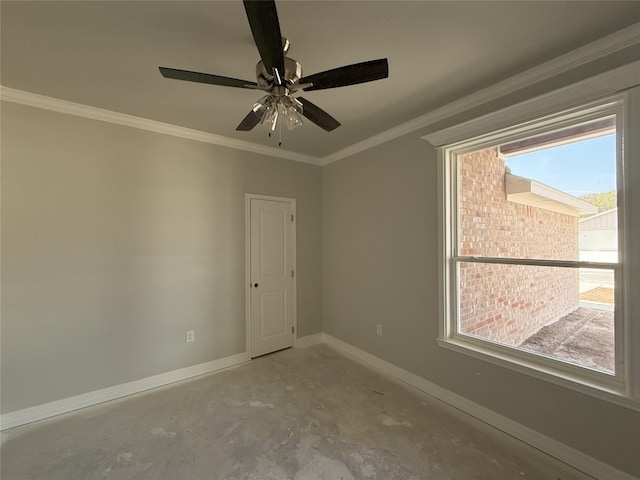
[505, 173, 598, 216]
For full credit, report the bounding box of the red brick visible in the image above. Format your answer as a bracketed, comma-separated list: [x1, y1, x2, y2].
[457, 147, 580, 346]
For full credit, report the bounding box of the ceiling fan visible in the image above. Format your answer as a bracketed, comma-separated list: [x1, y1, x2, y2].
[159, 0, 388, 135]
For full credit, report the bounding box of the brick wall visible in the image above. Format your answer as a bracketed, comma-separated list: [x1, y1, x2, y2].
[458, 147, 580, 346]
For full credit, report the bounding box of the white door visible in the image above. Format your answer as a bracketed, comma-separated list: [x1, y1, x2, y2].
[249, 197, 295, 357]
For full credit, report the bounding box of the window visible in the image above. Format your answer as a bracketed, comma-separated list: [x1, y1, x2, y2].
[426, 72, 640, 408]
[457, 116, 617, 374]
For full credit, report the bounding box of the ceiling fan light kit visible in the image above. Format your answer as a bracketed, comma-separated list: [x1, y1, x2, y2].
[158, 0, 389, 142]
[253, 94, 304, 130]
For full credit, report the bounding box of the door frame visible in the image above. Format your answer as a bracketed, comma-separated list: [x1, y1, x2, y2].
[245, 193, 297, 357]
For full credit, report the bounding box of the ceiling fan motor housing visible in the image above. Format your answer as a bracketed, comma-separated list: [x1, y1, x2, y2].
[256, 57, 302, 90]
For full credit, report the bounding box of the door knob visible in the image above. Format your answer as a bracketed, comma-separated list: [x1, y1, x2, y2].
[253, 283, 259, 288]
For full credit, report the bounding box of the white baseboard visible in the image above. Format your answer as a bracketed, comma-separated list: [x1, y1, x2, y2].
[294, 332, 325, 349]
[2, 335, 636, 479]
[0, 351, 250, 431]
[322, 334, 638, 480]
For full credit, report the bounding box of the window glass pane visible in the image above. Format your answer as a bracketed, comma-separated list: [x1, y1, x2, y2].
[458, 262, 615, 374]
[457, 116, 617, 261]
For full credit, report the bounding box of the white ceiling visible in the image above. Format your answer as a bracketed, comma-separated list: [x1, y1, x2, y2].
[2, 1, 639, 159]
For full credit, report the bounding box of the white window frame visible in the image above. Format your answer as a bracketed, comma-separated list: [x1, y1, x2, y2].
[424, 61, 640, 410]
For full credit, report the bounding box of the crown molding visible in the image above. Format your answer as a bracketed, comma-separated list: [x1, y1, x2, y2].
[2, 22, 638, 167]
[423, 60, 639, 148]
[0, 86, 322, 166]
[319, 21, 640, 166]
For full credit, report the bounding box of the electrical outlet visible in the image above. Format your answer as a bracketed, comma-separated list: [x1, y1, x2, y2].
[186, 330, 195, 343]
[376, 324, 383, 336]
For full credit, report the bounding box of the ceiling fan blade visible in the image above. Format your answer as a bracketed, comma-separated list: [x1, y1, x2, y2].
[300, 58, 389, 91]
[298, 97, 341, 132]
[159, 67, 257, 89]
[236, 109, 262, 131]
[243, 0, 285, 75]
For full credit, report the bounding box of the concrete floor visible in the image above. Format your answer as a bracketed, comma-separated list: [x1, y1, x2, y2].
[1, 345, 591, 480]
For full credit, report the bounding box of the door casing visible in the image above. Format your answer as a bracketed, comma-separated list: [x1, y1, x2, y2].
[245, 193, 297, 357]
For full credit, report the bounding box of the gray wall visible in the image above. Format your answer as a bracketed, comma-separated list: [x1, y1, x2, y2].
[322, 131, 639, 475]
[3, 47, 640, 477]
[1, 102, 322, 413]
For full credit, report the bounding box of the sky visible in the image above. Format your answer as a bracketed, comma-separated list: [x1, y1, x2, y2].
[505, 134, 616, 197]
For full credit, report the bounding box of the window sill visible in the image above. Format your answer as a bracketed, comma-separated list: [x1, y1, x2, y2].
[437, 336, 639, 411]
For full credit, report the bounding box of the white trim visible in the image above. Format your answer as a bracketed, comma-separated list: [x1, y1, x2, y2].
[0, 86, 321, 166]
[621, 87, 640, 400]
[2, 332, 636, 478]
[245, 196, 252, 357]
[423, 61, 639, 147]
[0, 351, 250, 431]
[322, 334, 638, 480]
[437, 337, 637, 411]
[244, 194, 297, 359]
[291, 200, 298, 355]
[294, 332, 325, 349]
[431, 87, 639, 407]
[321, 22, 640, 165]
[3, 22, 639, 168]
[320, 122, 421, 166]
